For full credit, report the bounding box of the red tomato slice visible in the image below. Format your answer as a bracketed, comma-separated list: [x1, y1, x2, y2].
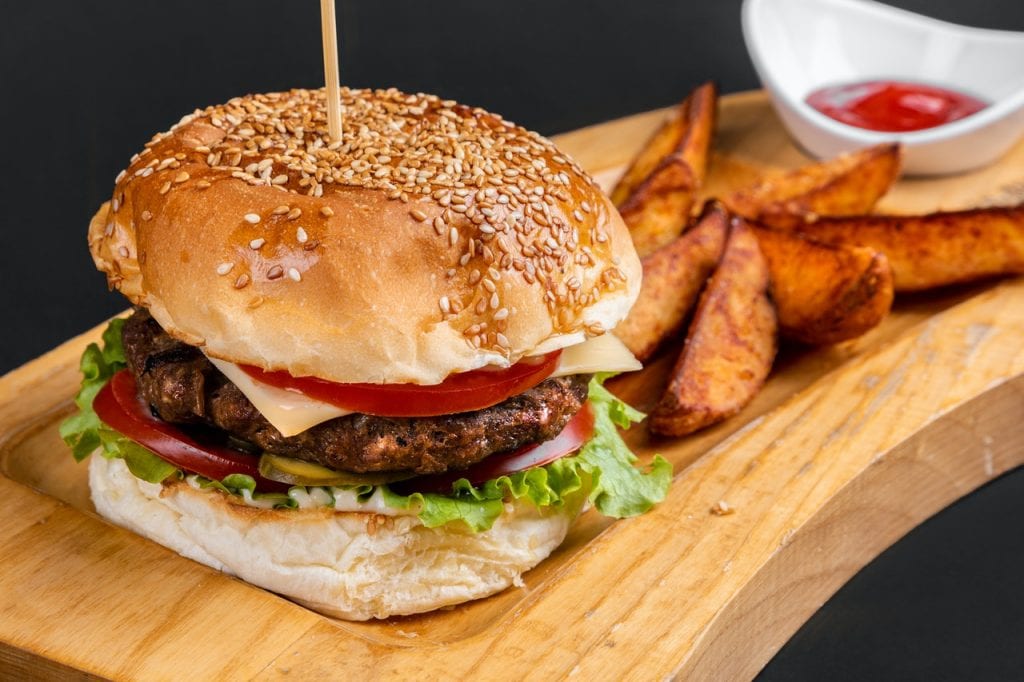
[390, 402, 595, 495]
[238, 351, 562, 417]
[94, 370, 290, 493]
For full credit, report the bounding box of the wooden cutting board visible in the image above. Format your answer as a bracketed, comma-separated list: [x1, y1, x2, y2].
[2, 90, 1023, 680]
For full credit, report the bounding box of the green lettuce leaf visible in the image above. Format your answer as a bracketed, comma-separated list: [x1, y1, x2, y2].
[575, 374, 672, 518]
[59, 318, 128, 462]
[59, 317, 177, 484]
[97, 426, 178, 484]
[188, 473, 295, 509]
[379, 375, 671, 531]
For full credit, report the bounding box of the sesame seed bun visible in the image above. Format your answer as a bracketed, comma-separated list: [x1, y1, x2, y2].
[89, 88, 640, 384]
[89, 455, 584, 620]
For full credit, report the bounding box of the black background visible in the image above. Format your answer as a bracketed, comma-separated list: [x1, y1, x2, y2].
[2, 1, 1023, 678]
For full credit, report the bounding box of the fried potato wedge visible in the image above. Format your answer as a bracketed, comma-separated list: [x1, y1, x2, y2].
[612, 82, 718, 257]
[650, 217, 777, 437]
[615, 202, 729, 362]
[751, 224, 894, 344]
[726, 143, 901, 228]
[798, 204, 1024, 291]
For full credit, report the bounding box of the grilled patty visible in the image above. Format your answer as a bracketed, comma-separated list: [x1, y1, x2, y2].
[121, 309, 590, 474]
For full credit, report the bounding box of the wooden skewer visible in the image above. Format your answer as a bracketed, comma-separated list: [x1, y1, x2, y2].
[320, 0, 343, 141]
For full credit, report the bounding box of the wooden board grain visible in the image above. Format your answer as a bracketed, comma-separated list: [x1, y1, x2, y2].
[1, 91, 1023, 680]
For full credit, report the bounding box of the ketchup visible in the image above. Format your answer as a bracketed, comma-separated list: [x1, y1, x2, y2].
[806, 80, 987, 132]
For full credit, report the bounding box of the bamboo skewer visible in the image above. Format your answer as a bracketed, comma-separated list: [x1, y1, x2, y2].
[320, 0, 343, 141]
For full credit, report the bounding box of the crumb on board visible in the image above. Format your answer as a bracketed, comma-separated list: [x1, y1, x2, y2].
[710, 500, 735, 516]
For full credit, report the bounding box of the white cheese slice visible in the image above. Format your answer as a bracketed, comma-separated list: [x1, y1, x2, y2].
[208, 357, 353, 437]
[207, 334, 639, 438]
[549, 333, 642, 378]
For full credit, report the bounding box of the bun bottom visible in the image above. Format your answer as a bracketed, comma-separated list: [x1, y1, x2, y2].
[89, 455, 581, 620]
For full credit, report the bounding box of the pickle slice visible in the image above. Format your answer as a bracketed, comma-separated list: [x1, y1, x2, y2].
[258, 453, 415, 487]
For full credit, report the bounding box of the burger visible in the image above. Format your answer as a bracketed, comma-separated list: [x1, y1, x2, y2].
[62, 87, 670, 620]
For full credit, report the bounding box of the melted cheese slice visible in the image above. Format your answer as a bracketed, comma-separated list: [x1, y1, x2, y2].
[548, 332, 641, 377]
[209, 358, 353, 437]
[208, 334, 639, 437]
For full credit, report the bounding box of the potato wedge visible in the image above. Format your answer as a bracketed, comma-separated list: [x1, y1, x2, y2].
[650, 217, 777, 437]
[612, 82, 717, 257]
[797, 204, 1024, 291]
[750, 224, 894, 344]
[726, 143, 901, 228]
[615, 202, 729, 362]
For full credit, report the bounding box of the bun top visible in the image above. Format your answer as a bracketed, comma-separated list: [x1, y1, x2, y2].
[88, 88, 640, 384]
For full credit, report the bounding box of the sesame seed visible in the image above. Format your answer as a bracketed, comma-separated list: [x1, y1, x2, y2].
[141, 210, 153, 221]
[287, 208, 302, 220]
[196, 180, 211, 189]
[296, 226, 308, 243]
[439, 296, 451, 314]
[118, 246, 129, 258]
[159, 182, 171, 195]
[234, 274, 250, 289]
[287, 267, 301, 282]
[267, 265, 284, 280]
[216, 262, 233, 275]
[174, 171, 190, 183]
[410, 208, 428, 222]
[449, 227, 458, 247]
[244, 213, 261, 224]
[273, 205, 290, 215]
[320, 206, 334, 217]
[494, 307, 509, 320]
[249, 238, 265, 250]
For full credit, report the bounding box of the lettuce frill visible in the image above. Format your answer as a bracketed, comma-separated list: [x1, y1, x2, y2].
[62, 320, 671, 532]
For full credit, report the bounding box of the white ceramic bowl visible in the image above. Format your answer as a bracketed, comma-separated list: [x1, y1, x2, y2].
[742, 0, 1024, 174]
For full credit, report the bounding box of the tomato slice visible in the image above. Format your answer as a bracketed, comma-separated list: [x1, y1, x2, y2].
[238, 351, 562, 418]
[390, 402, 595, 495]
[94, 370, 290, 493]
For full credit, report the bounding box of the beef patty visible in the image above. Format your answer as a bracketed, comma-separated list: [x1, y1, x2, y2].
[121, 309, 591, 474]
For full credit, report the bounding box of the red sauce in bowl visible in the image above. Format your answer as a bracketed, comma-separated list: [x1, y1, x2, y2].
[806, 80, 987, 132]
